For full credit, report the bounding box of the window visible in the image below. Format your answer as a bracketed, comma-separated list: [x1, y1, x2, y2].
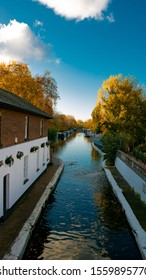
[24, 156, 29, 184]
[36, 150, 40, 171]
[42, 146, 45, 166]
[47, 145, 50, 161]
[3, 174, 9, 215]
[40, 120, 43, 137]
[25, 116, 29, 140]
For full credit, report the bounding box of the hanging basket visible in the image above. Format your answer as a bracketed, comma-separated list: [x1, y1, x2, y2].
[5, 155, 14, 167]
[16, 151, 24, 159]
[30, 146, 39, 153]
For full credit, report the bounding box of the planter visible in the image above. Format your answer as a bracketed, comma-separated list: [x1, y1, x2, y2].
[5, 155, 14, 167]
[30, 146, 39, 153]
[16, 151, 24, 159]
[46, 142, 50, 147]
[41, 143, 45, 148]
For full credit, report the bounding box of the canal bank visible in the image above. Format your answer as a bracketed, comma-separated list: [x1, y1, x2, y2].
[102, 160, 146, 260]
[23, 133, 141, 260]
[1, 133, 143, 260]
[1, 157, 64, 260]
[92, 141, 146, 259]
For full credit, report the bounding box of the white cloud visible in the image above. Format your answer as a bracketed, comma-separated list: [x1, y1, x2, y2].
[0, 19, 46, 63]
[34, 0, 113, 21]
[34, 19, 43, 27]
[106, 13, 115, 22]
[55, 58, 61, 64]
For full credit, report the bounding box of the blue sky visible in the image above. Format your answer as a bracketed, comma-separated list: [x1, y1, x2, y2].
[0, 0, 146, 120]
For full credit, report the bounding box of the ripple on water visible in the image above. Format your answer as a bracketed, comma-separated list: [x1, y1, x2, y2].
[23, 133, 142, 260]
[39, 231, 110, 260]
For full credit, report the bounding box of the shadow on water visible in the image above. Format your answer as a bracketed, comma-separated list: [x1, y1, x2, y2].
[23, 133, 142, 260]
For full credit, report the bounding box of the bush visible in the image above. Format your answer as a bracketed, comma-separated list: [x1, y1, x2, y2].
[101, 133, 121, 165]
[48, 126, 57, 143]
[101, 131, 133, 165]
[132, 148, 146, 164]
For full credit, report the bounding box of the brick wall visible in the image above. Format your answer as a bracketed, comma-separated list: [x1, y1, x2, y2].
[0, 108, 49, 148]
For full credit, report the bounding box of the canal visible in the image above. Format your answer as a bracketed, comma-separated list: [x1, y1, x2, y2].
[23, 132, 141, 260]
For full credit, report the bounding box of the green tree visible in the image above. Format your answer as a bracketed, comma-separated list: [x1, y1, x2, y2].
[48, 126, 57, 142]
[101, 131, 132, 165]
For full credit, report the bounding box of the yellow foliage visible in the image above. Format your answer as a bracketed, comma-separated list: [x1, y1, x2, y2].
[0, 61, 59, 116]
[92, 74, 145, 142]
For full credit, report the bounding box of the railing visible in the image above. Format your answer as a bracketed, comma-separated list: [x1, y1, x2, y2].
[132, 149, 146, 164]
[117, 150, 146, 181]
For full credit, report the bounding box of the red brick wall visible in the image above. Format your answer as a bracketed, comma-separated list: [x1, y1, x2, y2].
[0, 108, 49, 148]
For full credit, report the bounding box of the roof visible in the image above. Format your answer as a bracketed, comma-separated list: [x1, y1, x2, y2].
[0, 88, 52, 119]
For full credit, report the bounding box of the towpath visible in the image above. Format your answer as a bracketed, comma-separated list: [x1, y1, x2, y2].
[0, 157, 61, 259]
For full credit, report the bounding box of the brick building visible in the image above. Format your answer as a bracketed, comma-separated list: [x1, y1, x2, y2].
[0, 88, 52, 218]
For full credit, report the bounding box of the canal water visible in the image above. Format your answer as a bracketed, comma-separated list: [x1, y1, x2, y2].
[23, 132, 141, 260]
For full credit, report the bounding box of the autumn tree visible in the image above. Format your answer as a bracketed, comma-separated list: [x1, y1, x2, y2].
[35, 71, 59, 115]
[0, 61, 59, 115]
[51, 112, 78, 132]
[77, 119, 84, 128]
[52, 113, 68, 131]
[66, 115, 77, 129]
[83, 118, 94, 130]
[92, 75, 146, 147]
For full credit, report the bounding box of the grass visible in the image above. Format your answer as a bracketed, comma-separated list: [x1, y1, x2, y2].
[108, 166, 146, 231]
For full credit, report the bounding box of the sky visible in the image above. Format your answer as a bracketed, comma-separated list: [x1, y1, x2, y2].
[0, 0, 146, 121]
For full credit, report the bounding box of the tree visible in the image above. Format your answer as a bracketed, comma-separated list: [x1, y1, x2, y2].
[77, 119, 84, 128]
[92, 75, 146, 147]
[102, 131, 133, 165]
[48, 126, 57, 142]
[92, 88, 106, 133]
[35, 71, 59, 115]
[0, 61, 59, 115]
[66, 115, 77, 129]
[83, 118, 94, 130]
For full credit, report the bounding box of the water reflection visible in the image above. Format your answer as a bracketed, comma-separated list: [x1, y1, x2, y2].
[91, 146, 101, 161]
[23, 133, 141, 260]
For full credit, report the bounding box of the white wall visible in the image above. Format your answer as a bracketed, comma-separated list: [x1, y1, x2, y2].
[0, 137, 50, 218]
[115, 157, 146, 203]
